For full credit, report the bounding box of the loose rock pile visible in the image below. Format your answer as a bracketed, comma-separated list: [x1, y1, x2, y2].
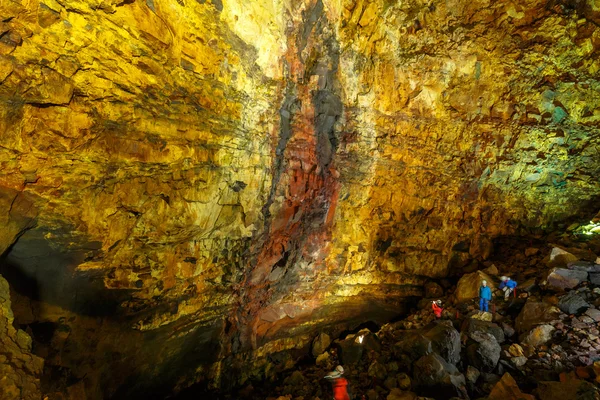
[248, 243, 600, 400]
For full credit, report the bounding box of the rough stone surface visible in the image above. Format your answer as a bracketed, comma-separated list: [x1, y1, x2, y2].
[312, 332, 331, 357]
[1, 0, 600, 397]
[413, 353, 468, 399]
[547, 248, 579, 268]
[488, 373, 535, 400]
[547, 268, 589, 290]
[422, 321, 462, 365]
[558, 291, 590, 315]
[455, 271, 495, 303]
[0, 275, 44, 400]
[515, 300, 560, 334]
[425, 282, 444, 299]
[466, 331, 501, 372]
[461, 318, 505, 344]
[585, 308, 600, 322]
[536, 379, 600, 400]
[521, 324, 555, 348]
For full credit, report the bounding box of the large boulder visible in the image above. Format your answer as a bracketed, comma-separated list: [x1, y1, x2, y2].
[335, 329, 381, 365]
[466, 331, 501, 372]
[413, 353, 468, 399]
[311, 332, 331, 357]
[488, 373, 535, 400]
[395, 321, 461, 365]
[461, 318, 505, 343]
[558, 291, 590, 315]
[536, 379, 600, 400]
[422, 321, 461, 365]
[335, 335, 363, 365]
[546, 268, 588, 290]
[394, 332, 433, 362]
[521, 324, 555, 347]
[547, 247, 578, 268]
[515, 300, 560, 334]
[455, 270, 495, 303]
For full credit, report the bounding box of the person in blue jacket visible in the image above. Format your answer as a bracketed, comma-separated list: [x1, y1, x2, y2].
[479, 280, 492, 312]
[499, 276, 517, 300]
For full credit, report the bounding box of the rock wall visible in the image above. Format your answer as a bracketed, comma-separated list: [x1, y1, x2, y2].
[0, 275, 44, 400]
[0, 0, 599, 398]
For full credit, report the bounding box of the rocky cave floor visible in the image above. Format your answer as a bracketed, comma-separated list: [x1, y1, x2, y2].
[185, 222, 600, 400]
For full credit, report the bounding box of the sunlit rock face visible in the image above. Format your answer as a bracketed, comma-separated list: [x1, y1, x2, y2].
[0, 0, 599, 397]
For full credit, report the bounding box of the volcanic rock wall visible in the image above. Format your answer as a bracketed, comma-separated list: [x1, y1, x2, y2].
[0, 0, 599, 398]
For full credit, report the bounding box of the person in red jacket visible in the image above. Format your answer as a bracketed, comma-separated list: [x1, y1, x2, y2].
[325, 365, 350, 400]
[432, 300, 443, 319]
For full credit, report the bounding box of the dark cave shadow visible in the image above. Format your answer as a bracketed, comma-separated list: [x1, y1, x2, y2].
[0, 227, 135, 318]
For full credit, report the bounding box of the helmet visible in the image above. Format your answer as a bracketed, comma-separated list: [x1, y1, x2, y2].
[436, 300, 442, 305]
[482, 279, 487, 284]
[501, 276, 508, 281]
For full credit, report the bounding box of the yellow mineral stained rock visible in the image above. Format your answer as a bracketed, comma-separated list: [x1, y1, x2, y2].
[0, 0, 599, 397]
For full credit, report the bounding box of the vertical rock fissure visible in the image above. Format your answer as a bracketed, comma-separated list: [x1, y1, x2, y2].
[225, 0, 344, 386]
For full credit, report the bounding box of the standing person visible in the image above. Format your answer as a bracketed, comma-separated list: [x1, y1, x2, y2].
[499, 276, 517, 300]
[432, 300, 443, 319]
[479, 280, 492, 312]
[325, 365, 351, 400]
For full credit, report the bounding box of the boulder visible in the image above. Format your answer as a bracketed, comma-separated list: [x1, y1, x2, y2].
[315, 351, 330, 366]
[585, 308, 600, 322]
[336, 329, 381, 365]
[395, 321, 461, 365]
[384, 377, 397, 390]
[470, 311, 493, 322]
[521, 324, 555, 347]
[368, 360, 387, 380]
[394, 332, 433, 362]
[519, 278, 537, 292]
[501, 322, 515, 338]
[466, 332, 501, 372]
[412, 353, 468, 399]
[461, 318, 505, 343]
[359, 329, 383, 353]
[515, 300, 560, 334]
[465, 365, 480, 384]
[483, 264, 499, 276]
[488, 373, 535, 400]
[536, 379, 600, 400]
[312, 332, 331, 357]
[335, 336, 363, 365]
[511, 356, 527, 368]
[396, 372, 411, 390]
[590, 272, 600, 286]
[547, 247, 579, 268]
[422, 321, 461, 365]
[558, 291, 590, 315]
[525, 248, 540, 257]
[455, 270, 495, 303]
[508, 343, 524, 358]
[425, 282, 444, 298]
[546, 268, 588, 290]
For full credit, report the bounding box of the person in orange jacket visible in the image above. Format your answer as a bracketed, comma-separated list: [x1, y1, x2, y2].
[325, 365, 351, 400]
[432, 299, 443, 319]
